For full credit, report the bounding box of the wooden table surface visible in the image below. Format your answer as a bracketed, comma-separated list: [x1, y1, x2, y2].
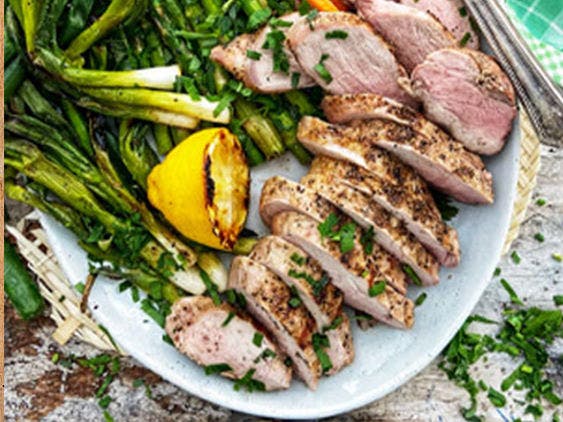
[4, 144, 562, 421]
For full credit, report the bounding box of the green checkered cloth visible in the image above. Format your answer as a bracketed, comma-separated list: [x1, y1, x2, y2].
[506, 0, 563, 84]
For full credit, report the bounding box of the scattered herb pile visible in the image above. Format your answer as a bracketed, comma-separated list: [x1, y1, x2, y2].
[439, 275, 562, 421]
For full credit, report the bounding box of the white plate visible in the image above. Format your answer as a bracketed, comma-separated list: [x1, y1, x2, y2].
[42, 113, 521, 419]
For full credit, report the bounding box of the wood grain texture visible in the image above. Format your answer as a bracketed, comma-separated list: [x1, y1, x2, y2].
[4, 146, 562, 421]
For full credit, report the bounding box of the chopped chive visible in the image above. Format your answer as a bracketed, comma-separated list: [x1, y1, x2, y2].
[246, 50, 262, 60]
[554, 295, 563, 306]
[312, 333, 332, 373]
[98, 395, 112, 409]
[415, 292, 428, 307]
[288, 297, 301, 308]
[290, 253, 306, 266]
[325, 30, 348, 40]
[510, 251, 521, 264]
[75, 282, 85, 294]
[323, 315, 343, 332]
[459, 6, 468, 17]
[534, 233, 545, 242]
[313, 54, 332, 84]
[132, 379, 144, 388]
[200, 269, 221, 305]
[535, 198, 546, 206]
[291, 72, 300, 89]
[402, 265, 422, 286]
[487, 387, 507, 407]
[252, 332, 264, 347]
[222, 311, 235, 327]
[51, 353, 60, 363]
[493, 267, 502, 277]
[552, 253, 562, 262]
[500, 279, 524, 305]
[361, 270, 369, 278]
[459, 32, 471, 47]
[204, 363, 232, 375]
[368, 281, 386, 297]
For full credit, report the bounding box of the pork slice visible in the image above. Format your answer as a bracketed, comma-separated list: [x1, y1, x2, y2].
[309, 155, 460, 267]
[250, 235, 344, 328]
[210, 14, 315, 93]
[165, 296, 291, 391]
[356, 0, 457, 72]
[229, 257, 321, 389]
[412, 48, 517, 155]
[260, 175, 335, 226]
[297, 116, 494, 204]
[244, 13, 316, 92]
[272, 212, 414, 329]
[301, 173, 440, 286]
[250, 237, 354, 375]
[322, 92, 468, 150]
[260, 176, 409, 294]
[399, 0, 479, 49]
[286, 11, 416, 107]
[210, 33, 256, 82]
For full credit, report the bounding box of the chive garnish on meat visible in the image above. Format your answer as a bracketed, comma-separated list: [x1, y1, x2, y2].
[246, 50, 262, 60]
[222, 311, 235, 327]
[402, 264, 422, 286]
[312, 333, 333, 373]
[313, 54, 333, 84]
[253, 332, 264, 347]
[290, 253, 306, 266]
[459, 32, 471, 47]
[510, 251, 521, 265]
[368, 281, 386, 297]
[325, 30, 348, 40]
[323, 315, 343, 332]
[360, 226, 375, 255]
[234, 369, 266, 392]
[204, 363, 233, 376]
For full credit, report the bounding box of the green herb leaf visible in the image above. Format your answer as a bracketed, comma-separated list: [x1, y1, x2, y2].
[222, 311, 235, 327]
[233, 368, 266, 392]
[510, 251, 521, 264]
[290, 253, 306, 266]
[368, 281, 386, 297]
[200, 269, 221, 305]
[554, 295, 563, 306]
[415, 292, 428, 307]
[313, 54, 332, 84]
[325, 30, 348, 40]
[246, 50, 262, 60]
[323, 316, 343, 332]
[533, 233, 545, 242]
[459, 32, 471, 47]
[318, 213, 340, 238]
[500, 279, 524, 305]
[535, 198, 546, 206]
[402, 264, 422, 286]
[312, 333, 333, 373]
[204, 363, 233, 376]
[487, 387, 506, 407]
[552, 253, 562, 263]
[253, 332, 264, 347]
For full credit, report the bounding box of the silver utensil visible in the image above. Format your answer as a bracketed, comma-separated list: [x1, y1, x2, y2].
[464, 0, 562, 147]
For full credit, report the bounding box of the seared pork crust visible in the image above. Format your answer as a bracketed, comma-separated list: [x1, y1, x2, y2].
[229, 257, 321, 389]
[272, 212, 415, 328]
[260, 176, 409, 294]
[309, 155, 460, 267]
[250, 235, 344, 327]
[301, 172, 440, 286]
[297, 116, 494, 204]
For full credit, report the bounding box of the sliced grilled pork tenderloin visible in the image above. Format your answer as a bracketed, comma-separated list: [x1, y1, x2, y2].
[412, 48, 517, 155]
[356, 0, 457, 72]
[309, 156, 460, 267]
[297, 116, 493, 204]
[285, 11, 416, 107]
[260, 176, 409, 294]
[322, 92, 471, 150]
[210, 14, 315, 93]
[250, 236, 354, 375]
[165, 296, 291, 391]
[272, 211, 415, 329]
[301, 173, 440, 285]
[250, 235, 344, 328]
[229, 257, 321, 389]
[399, 0, 479, 49]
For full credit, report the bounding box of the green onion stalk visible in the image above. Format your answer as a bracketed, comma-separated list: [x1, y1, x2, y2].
[5, 139, 206, 295]
[6, 178, 182, 304]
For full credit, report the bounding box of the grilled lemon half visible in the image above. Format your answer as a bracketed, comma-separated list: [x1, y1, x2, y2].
[148, 128, 249, 251]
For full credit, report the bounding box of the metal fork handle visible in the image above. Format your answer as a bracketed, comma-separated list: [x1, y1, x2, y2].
[465, 0, 563, 147]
